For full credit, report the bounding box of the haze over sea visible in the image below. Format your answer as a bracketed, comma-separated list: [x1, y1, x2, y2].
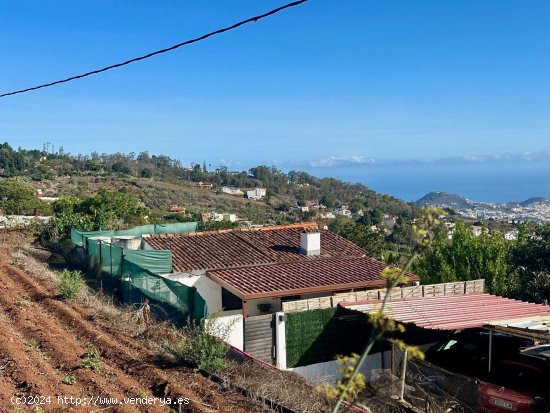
[298, 160, 550, 204]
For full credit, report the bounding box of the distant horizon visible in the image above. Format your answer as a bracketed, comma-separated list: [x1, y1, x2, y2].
[9, 140, 550, 205]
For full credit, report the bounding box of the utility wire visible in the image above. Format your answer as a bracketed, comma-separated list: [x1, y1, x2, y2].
[0, 0, 308, 98]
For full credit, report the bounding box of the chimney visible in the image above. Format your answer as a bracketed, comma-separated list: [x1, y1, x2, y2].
[300, 230, 321, 256]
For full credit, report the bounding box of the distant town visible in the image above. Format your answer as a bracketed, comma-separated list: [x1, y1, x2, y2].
[416, 191, 550, 223]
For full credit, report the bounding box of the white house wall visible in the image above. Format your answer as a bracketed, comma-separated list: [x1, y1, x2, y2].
[207, 310, 244, 350]
[170, 273, 223, 315]
[290, 351, 392, 385]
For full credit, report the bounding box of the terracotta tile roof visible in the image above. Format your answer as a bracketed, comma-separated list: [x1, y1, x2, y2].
[146, 223, 366, 272]
[207, 256, 399, 299]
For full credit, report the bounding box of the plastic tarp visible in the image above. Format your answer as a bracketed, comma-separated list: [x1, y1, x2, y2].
[123, 250, 172, 274]
[74, 223, 207, 322]
[71, 222, 198, 247]
[120, 260, 207, 324]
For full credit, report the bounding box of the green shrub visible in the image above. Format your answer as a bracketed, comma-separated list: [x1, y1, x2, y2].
[62, 374, 76, 385]
[175, 317, 230, 372]
[58, 269, 85, 299]
[81, 345, 102, 372]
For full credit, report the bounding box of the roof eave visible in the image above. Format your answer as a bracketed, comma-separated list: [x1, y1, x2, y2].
[206, 274, 389, 301]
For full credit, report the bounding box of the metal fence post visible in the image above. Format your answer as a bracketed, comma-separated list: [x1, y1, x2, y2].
[399, 348, 408, 401]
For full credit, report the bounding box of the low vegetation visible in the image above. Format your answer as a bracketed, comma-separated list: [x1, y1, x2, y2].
[61, 374, 76, 385]
[81, 344, 102, 372]
[7, 240, 332, 412]
[171, 317, 231, 372]
[58, 269, 85, 299]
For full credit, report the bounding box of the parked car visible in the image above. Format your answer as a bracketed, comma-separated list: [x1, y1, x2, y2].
[425, 329, 532, 379]
[477, 356, 550, 412]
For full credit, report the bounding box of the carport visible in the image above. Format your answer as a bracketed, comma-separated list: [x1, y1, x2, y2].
[341, 292, 550, 373]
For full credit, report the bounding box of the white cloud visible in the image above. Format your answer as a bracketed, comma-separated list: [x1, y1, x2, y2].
[297, 147, 550, 168]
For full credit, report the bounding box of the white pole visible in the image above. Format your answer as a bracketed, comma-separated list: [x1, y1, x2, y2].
[399, 348, 408, 401]
[488, 330, 493, 373]
[275, 312, 287, 370]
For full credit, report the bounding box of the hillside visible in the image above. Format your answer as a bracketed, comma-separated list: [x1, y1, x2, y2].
[0, 142, 418, 224]
[521, 197, 550, 207]
[0, 244, 264, 412]
[0, 235, 331, 412]
[415, 192, 472, 208]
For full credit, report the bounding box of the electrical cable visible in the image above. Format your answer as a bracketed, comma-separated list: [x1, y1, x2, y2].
[0, 0, 308, 98]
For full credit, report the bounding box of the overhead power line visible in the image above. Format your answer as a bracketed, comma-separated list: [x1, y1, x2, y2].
[0, 0, 308, 99]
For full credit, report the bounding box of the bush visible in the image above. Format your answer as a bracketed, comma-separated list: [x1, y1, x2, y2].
[58, 269, 85, 299]
[175, 316, 231, 372]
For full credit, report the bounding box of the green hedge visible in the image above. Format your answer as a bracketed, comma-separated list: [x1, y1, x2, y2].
[285, 307, 373, 368]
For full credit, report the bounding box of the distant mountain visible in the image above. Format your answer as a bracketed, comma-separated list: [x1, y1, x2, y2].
[415, 192, 472, 208]
[520, 197, 550, 207]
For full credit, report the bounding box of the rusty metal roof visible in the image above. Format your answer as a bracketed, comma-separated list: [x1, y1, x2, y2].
[486, 316, 550, 342]
[341, 293, 550, 330]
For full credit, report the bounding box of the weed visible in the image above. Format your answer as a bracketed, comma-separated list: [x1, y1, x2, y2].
[14, 300, 26, 308]
[10, 256, 23, 268]
[171, 316, 231, 372]
[62, 374, 76, 385]
[25, 338, 38, 348]
[58, 269, 85, 299]
[38, 350, 51, 361]
[81, 345, 102, 372]
[30, 407, 44, 413]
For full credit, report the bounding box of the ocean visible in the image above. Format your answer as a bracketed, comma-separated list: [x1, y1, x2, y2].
[300, 160, 550, 203]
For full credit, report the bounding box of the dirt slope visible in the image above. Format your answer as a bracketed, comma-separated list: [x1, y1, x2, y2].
[0, 246, 266, 413]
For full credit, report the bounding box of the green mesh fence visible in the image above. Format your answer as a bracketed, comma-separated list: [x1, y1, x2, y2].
[71, 222, 198, 246]
[87, 239, 101, 271]
[120, 259, 206, 324]
[123, 250, 172, 274]
[72, 223, 206, 323]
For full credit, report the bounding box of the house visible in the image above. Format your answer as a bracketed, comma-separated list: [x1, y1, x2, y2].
[143, 223, 419, 318]
[194, 182, 213, 189]
[318, 212, 335, 219]
[471, 226, 488, 237]
[169, 205, 185, 213]
[383, 215, 397, 230]
[201, 212, 238, 223]
[505, 230, 519, 241]
[222, 186, 244, 196]
[246, 188, 266, 200]
[201, 212, 224, 222]
[290, 206, 309, 213]
[335, 208, 352, 218]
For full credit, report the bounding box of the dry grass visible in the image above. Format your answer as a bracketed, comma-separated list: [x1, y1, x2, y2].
[5, 236, 343, 413]
[223, 361, 332, 413]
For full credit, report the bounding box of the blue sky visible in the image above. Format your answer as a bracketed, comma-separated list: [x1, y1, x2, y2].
[1, 1, 549, 199]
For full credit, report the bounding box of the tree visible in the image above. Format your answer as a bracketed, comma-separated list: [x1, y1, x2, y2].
[111, 161, 131, 175]
[36, 190, 149, 248]
[413, 221, 509, 295]
[328, 218, 387, 258]
[386, 217, 415, 252]
[508, 223, 550, 303]
[0, 179, 46, 215]
[140, 167, 153, 178]
[0, 142, 27, 176]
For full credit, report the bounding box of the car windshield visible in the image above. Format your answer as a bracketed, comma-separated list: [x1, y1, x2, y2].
[490, 362, 544, 392]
